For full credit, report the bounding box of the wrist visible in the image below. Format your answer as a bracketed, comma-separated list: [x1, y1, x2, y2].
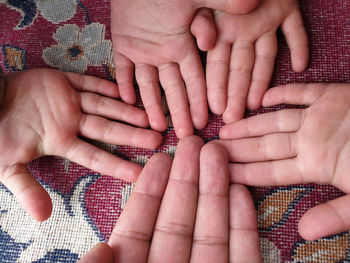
[0, 68, 5, 106]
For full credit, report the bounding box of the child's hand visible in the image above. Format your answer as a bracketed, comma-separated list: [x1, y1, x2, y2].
[206, 0, 308, 123]
[111, 0, 259, 138]
[0, 68, 162, 222]
[217, 83, 350, 240]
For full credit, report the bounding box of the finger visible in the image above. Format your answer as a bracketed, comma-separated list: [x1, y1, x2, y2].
[229, 184, 262, 262]
[148, 136, 203, 262]
[179, 47, 208, 130]
[223, 40, 255, 123]
[262, 83, 327, 107]
[63, 72, 120, 99]
[198, 0, 258, 14]
[79, 114, 162, 149]
[65, 139, 142, 182]
[158, 63, 194, 138]
[247, 31, 278, 110]
[298, 195, 350, 241]
[80, 92, 149, 128]
[190, 143, 229, 263]
[206, 41, 231, 115]
[114, 52, 136, 104]
[0, 164, 52, 221]
[281, 10, 309, 72]
[78, 243, 113, 263]
[191, 8, 217, 51]
[108, 153, 172, 262]
[215, 133, 297, 162]
[219, 109, 304, 139]
[136, 64, 167, 132]
[228, 159, 305, 186]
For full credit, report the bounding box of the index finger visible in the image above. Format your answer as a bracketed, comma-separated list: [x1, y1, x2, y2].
[108, 153, 173, 262]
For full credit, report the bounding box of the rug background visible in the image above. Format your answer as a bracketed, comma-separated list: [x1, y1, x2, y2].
[0, 0, 350, 262]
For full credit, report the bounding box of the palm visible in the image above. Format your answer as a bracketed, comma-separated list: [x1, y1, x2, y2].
[0, 69, 161, 222]
[207, 0, 308, 122]
[296, 87, 350, 190]
[1, 70, 82, 164]
[111, 0, 259, 138]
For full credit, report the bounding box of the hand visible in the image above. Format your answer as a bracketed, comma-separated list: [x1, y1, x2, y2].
[0, 68, 162, 222]
[217, 83, 350, 240]
[205, 0, 308, 122]
[79, 136, 262, 262]
[111, 0, 259, 138]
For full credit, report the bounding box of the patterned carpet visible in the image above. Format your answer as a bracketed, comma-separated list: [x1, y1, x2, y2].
[0, 0, 350, 262]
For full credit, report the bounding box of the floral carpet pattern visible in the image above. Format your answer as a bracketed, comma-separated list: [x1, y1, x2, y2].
[0, 0, 350, 262]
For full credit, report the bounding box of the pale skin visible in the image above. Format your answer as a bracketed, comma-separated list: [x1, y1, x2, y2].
[0, 68, 162, 222]
[216, 83, 350, 241]
[205, 0, 309, 123]
[79, 136, 262, 262]
[111, 0, 259, 138]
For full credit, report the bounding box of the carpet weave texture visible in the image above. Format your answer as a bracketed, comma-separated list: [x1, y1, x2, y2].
[0, 0, 350, 262]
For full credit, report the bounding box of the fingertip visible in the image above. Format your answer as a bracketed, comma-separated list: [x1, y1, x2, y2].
[78, 243, 114, 263]
[208, 91, 227, 115]
[200, 142, 228, 163]
[298, 211, 318, 241]
[178, 135, 204, 151]
[116, 161, 143, 183]
[20, 186, 53, 222]
[175, 125, 194, 139]
[228, 0, 259, 14]
[191, 8, 217, 51]
[191, 110, 208, 130]
[219, 125, 230, 139]
[148, 113, 168, 132]
[119, 86, 136, 105]
[246, 94, 263, 111]
[229, 184, 256, 221]
[222, 110, 242, 124]
[291, 47, 309, 73]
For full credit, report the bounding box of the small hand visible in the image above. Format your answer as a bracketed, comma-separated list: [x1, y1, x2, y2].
[0, 68, 162, 221]
[217, 83, 350, 240]
[78, 136, 262, 262]
[205, 0, 308, 122]
[111, 0, 259, 138]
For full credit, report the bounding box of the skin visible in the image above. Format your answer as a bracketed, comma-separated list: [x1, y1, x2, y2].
[216, 83, 350, 241]
[0, 68, 162, 222]
[205, 0, 308, 123]
[79, 136, 262, 262]
[111, 0, 259, 138]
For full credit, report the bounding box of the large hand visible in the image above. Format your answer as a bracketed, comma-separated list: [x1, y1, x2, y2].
[0, 68, 162, 221]
[217, 83, 350, 240]
[79, 136, 261, 262]
[205, 0, 308, 122]
[111, 0, 259, 138]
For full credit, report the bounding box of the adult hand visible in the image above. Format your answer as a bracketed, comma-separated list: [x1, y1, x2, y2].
[204, 0, 308, 122]
[0, 68, 162, 221]
[217, 83, 350, 240]
[80, 136, 262, 262]
[111, 0, 259, 138]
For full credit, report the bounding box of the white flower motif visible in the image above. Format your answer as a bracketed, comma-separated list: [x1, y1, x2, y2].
[43, 23, 113, 73]
[36, 0, 77, 24]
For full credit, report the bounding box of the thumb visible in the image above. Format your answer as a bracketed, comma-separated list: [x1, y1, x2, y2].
[78, 243, 114, 263]
[298, 195, 350, 241]
[191, 8, 217, 51]
[0, 164, 52, 221]
[196, 0, 259, 14]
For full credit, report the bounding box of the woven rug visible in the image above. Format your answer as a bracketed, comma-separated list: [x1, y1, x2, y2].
[0, 0, 350, 262]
